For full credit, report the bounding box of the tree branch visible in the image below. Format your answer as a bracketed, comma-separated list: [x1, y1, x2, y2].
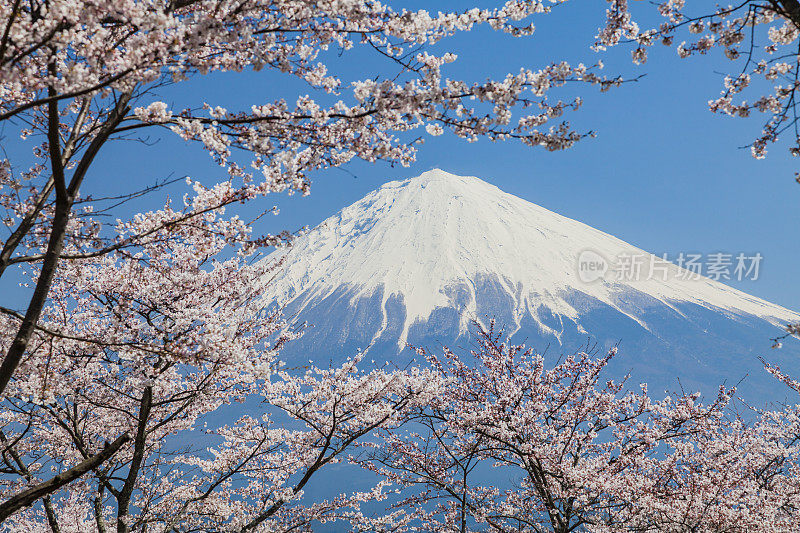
[0, 91, 132, 397]
[0, 433, 131, 522]
[116, 386, 152, 533]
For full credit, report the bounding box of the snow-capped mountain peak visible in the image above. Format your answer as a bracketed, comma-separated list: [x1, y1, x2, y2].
[263, 169, 798, 349]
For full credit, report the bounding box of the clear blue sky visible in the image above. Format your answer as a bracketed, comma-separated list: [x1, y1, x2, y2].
[77, 1, 800, 310]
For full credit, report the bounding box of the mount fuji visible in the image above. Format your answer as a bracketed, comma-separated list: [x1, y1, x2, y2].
[262, 169, 800, 402]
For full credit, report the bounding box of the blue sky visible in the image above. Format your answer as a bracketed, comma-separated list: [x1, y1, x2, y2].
[55, 2, 800, 310]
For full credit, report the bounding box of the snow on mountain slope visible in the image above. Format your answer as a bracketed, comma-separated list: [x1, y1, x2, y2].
[263, 169, 799, 350]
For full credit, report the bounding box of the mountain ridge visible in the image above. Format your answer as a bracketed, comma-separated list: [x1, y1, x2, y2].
[260, 169, 800, 401]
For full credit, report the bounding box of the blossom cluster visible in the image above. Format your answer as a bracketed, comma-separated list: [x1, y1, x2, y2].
[596, 0, 800, 168]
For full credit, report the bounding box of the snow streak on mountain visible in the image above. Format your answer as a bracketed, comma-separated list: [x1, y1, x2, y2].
[262, 169, 800, 400]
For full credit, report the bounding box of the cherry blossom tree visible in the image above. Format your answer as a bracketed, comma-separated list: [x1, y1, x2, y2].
[604, 360, 800, 532]
[348, 323, 800, 532]
[0, 198, 441, 531]
[362, 323, 747, 533]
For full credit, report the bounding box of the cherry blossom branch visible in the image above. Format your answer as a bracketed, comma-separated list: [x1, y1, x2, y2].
[0, 432, 131, 522]
[0, 91, 131, 397]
